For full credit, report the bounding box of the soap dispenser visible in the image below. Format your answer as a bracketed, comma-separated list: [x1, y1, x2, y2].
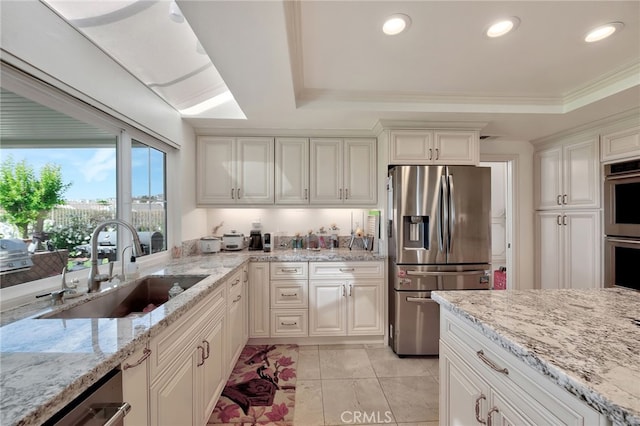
[168, 282, 184, 299]
[125, 255, 139, 280]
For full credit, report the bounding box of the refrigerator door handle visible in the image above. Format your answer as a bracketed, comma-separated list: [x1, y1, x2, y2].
[439, 175, 447, 253]
[447, 174, 455, 254]
[407, 270, 487, 276]
[406, 296, 434, 303]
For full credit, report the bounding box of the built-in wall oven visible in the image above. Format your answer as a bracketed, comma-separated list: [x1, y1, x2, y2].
[604, 159, 640, 290]
[604, 159, 640, 238]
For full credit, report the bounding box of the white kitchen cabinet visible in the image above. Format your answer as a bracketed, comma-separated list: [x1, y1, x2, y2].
[309, 138, 377, 205]
[122, 345, 151, 426]
[534, 136, 599, 210]
[600, 125, 640, 162]
[440, 310, 608, 426]
[388, 129, 479, 165]
[196, 136, 274, 205]
[226, 268, 248, 368]
[270, 262, 308, 337]
[248, 262, 270, 338]
[309, 262, 384, 336]
[536, 211, 601, 290]
[149, 285, 227, 426]
[275, 137, 309, 204]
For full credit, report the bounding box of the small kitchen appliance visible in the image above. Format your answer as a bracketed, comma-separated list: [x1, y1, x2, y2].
[222, 231, 245, 251]
[200, 236, 221, 253]
[263, 233, 271, 252]
[248, 230, 263, 251]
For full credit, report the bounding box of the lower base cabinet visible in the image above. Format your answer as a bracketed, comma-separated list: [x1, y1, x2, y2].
[440, 310, 608, 426]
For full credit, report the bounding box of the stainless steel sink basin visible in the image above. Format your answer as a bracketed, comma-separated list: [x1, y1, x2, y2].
[37, 275, 208, 319]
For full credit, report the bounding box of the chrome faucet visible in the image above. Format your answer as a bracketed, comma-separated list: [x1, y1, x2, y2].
[88, 219, 143, 293]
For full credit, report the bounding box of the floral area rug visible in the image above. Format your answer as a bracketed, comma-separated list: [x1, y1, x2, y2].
[208, 344, 298, 425]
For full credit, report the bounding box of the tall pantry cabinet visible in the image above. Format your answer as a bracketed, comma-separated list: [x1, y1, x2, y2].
[534, 134, 601, 289]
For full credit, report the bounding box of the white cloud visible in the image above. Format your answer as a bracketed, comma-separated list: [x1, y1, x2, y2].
[80, 148, 116, 183]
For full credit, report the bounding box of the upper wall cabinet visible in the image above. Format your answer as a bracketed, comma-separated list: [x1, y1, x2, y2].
[309, 138, 377, 205]
[275, 137, 309, 204]
[388, 129, 479, 165]
[600, 125, 640, 162]
[534, 136, 599, 210]
[197, 136, 274, 206]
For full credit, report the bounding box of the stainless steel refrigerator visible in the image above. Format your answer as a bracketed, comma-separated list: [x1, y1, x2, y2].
[387, 165, 491, 356]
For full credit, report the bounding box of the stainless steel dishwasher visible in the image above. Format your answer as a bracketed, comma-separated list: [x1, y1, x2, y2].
[44, 368, 131, 426]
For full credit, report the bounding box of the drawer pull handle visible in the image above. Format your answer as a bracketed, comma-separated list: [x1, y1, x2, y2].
[233, 295, 242, 303]
[281, 321, 297, 326]
[556, 194, 562, 205]
[280, 268, 298, 273]
[231, 278, 240, 286]
[282, 292, 298, 297]
[563, 194, 568, 204]
[123, 348, 151, 370]
[197, 345, 205, 366]
[339, 268, 355, 272]
[475, 394, 487, 424]
[476, 350, 509, 375]
[487, 407, 500, 426]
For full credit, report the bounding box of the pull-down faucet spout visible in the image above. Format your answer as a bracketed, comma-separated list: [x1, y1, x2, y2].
[88, 219, 143, 293]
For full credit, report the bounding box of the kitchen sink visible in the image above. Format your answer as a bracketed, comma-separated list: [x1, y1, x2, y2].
[37, 275, 208, 319]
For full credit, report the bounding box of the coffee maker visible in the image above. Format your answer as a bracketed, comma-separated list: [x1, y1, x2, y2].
[249, 230, 263, 250]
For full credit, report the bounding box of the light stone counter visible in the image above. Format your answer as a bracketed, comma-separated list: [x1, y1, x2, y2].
[0, 249, 382, 426]
[432, 288, 640, 425]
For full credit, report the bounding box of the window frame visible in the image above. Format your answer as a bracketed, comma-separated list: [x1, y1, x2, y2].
[0, 65, 176, 310]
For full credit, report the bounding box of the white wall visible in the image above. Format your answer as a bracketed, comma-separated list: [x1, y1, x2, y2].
[481, 139, 535, 290]
[180, 125, 209, 242]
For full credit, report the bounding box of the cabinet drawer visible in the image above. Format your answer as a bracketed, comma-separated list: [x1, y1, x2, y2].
[271, 309, 308, 337]
[309, 261, 383, 279]
[271, 280, 308, 308]
[440, 311, 604, 425]
[270, 262, 308, 279]
[150, 286, 225, 380]
[226, 269, 243, 294]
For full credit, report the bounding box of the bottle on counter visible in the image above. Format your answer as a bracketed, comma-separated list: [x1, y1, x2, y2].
[168, 282, 185, 299]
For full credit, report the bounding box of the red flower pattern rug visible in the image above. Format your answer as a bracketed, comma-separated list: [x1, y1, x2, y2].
[208, 344, 298, 425]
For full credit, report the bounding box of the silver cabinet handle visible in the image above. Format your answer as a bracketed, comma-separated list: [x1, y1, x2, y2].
[476, 350, 509, 375]
[282, 292, 298, 297]
[203, 340, 210, 359]
[486, 407, 500, 426]
[475, 394, 487, 424]
[231, 187, 235, 199]
[103, 402, 132, 426]
[556, 195, 562, 205]
[339, 268, 355, 272]
[123, 348, 151, 370]
[429, 148, 433, 160]
[345, 188, 349, 199]
[237, 188, 241, 199]
[348, 284, 353, 296]
[563, 215, 567, 226]
[342, 284, 346, 297]
[280, 268, 298, 273]
[197, 345, 205, 366]
[557, 215, 562, 226]
[563, 194, 568, 204]
[233, 295, 242, 303]
[281, 321, 298, 326]
[435, 148, 439, 160]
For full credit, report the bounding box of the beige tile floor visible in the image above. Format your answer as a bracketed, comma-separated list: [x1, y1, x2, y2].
[293, 344, 440, 426]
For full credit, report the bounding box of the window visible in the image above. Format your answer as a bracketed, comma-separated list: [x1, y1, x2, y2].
[0, 86, 169, 289]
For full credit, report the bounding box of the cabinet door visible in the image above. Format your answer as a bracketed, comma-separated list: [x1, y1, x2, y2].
[564, 211, 601, 289]
[534, 146, 563, 210]
[343, 138, 377, 205]
[433, 131, 479, 165]
[347, 280, 383, 335]
[536, 212, 563, 290]
[249, 262, 270, 338]
[601, 125, 640, 162]
[440, 341, 489, 426]
[309, 280, 346, 336]
[122, 345, 150, 426]
[236, 137, 274, 204]
[197, 137, 235, 204]
[562, 138, 599, 208]
[389, 130, 433, 164]
[275, 137, 309, 204]
[200, 315, 226, 424]
[150, 353, 197, 426]
[309, 138, 343, 204]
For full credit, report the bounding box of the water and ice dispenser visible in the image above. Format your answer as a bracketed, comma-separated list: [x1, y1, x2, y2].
[402, 215, 428, 249]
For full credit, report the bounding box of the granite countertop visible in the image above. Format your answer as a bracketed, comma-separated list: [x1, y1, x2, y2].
[432, 288, 640, 426]
[0, 249, 382, 426]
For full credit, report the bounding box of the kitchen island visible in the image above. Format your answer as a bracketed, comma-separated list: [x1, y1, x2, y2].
[433, 288, 640, 425]
[0, 249, 383, 426]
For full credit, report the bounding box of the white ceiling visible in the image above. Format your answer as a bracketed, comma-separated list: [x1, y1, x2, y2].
[177, 0, 640, 141]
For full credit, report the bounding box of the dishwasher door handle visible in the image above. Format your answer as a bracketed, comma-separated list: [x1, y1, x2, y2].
[406, 296, 434, 303]
[102, 402, 132, 426]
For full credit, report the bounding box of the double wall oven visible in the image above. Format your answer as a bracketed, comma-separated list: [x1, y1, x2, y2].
[604, 159, 640, 291]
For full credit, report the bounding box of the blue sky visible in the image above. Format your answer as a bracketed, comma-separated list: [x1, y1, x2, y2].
[1, 147, 164, 201]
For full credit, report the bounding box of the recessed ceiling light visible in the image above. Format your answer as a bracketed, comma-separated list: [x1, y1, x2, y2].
[383, 14, 411, 36]
[486, 17, 520, 38]
[585, 22, 624, 42]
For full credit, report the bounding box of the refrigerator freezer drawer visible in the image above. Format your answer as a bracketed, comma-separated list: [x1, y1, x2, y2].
[391, 291, 439, 356]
